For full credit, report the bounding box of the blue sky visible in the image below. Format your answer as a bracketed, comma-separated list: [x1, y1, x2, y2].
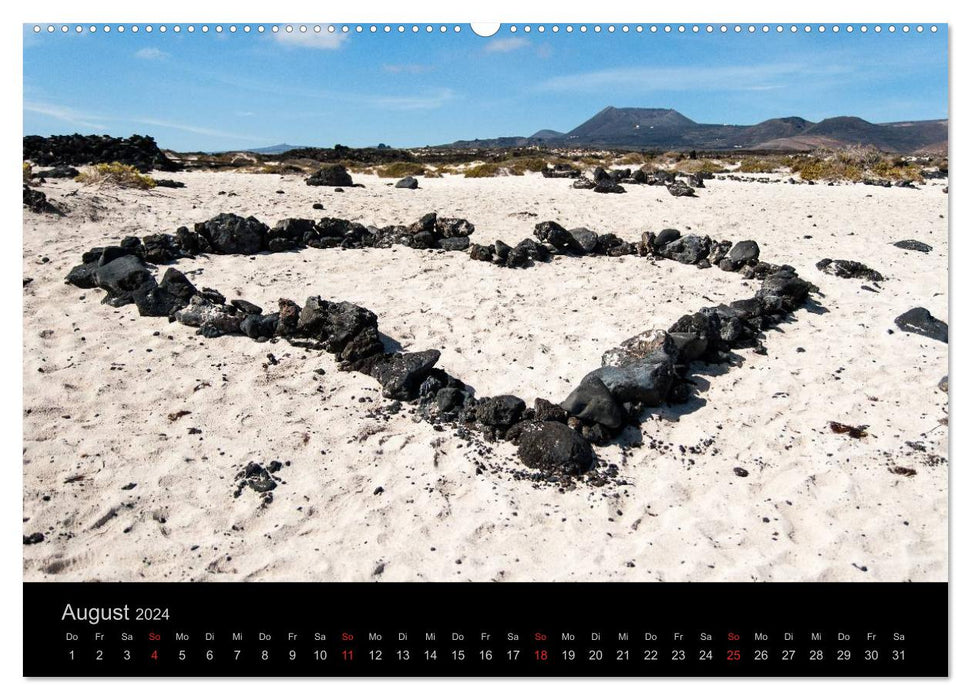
[23, 24, 948, 151]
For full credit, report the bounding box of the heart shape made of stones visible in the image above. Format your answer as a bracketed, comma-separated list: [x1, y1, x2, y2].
[65, 211, 816, 483]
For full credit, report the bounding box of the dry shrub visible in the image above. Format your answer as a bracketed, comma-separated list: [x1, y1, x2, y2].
[375, 162, 427, 178]
[23, 162, 33, 182]
[870, 159, 925, 183]
[261, 163, 305, 174]
[799, 159, 862, 182]
[615, 152, 654, 166]
[502, 156, 549, 174]
[791, 147, 923, 183]
[737, 157, 783, 173]
[463, 162, 503, 178]
[675, 159, 724, 175]
[834, 145, 884, 168]
[75, 162, 156, 189]
[578, 155, 607, 167]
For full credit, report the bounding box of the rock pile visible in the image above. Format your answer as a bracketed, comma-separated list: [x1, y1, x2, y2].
[23, 134, 180, 172]
[571, 166, 704, 197]
[34, 166, 79, 179]
[306, 164, 354, 187]
[541, 164, 581, 179]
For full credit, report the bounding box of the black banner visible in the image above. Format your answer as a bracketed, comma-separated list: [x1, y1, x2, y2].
[23, 582, 947, 677]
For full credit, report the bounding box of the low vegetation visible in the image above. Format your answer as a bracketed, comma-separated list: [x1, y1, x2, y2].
[463, 162, 503, 178]
[670, 158, 726, 175]
[614, 152, 655, 166]
[260, 163, 305, 175]
[375, 162, 427, 178]
[75, 162, 157, 189]
[23, 162, 33, 182]
[788, 147, 925, 183]
[737, 157, 784, 173]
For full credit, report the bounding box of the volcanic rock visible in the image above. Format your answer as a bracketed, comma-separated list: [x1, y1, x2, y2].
[475, 395, 526, 428]
[542, 164, 580, 178]
[534, 398, 569, 423]
[435, 217, 475, 239]
[654, 228, 681, 249]
[369, 350, 441, 400]
[306, 164, 353, 187]
[23, 134, 179, 172]
[23, 186, 61, 215]
[568, 227, 600, 254]
[94, 255, 153, 302]
[240, 314, 280, 340]
[534, 221, 574, 251]
[196, 213, 268, 255]
[174, 296, 242, 336]
[517, 422, 594, 475]
[440, 236, 470, 252]
[602, 329, 677, 367]
[894, 240, 933, 253]
[560, 376, 625, 429]
[584, 352, 675, 406]
[34, 165, 79, 178]
[513, 238, 551, 263]
[594, 182, 626, 194]
[469, 244, 493, 262]
[666, 181, 695, 197]
[662, 234, 711, 265]
[729, 240, 760, 264]
[894, 307, 948, 343]
[816, 258, 884, 282]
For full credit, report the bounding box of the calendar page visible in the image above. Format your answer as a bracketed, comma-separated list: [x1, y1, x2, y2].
[22, 18, 948, 678]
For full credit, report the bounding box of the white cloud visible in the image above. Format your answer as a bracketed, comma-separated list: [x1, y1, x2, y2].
[273, 29, 347, 50]
[135, 47, 169, 60]
[537, 63, 848, 93]
[484, 37, 529, 53]
[23, 100, 261, 143]
[367, 88, 456, 111]
[24, 101, 106, 130]
[130, 117, 261, 142]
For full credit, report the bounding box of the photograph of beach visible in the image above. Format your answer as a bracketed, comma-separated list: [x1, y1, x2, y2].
[23, 23, 948, 583]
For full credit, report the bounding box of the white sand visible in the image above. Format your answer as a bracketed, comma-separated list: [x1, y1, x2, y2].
[23, 171, 948, 582]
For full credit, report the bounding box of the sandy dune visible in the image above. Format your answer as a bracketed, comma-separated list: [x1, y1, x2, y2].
[22, 170, 948, 582]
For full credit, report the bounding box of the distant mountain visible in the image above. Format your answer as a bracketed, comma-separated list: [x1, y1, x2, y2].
[530, 129, 565, 140]
[440, 107, 947, 153]
[565, 106, 698, 142]
[247, 143, 306, 155]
